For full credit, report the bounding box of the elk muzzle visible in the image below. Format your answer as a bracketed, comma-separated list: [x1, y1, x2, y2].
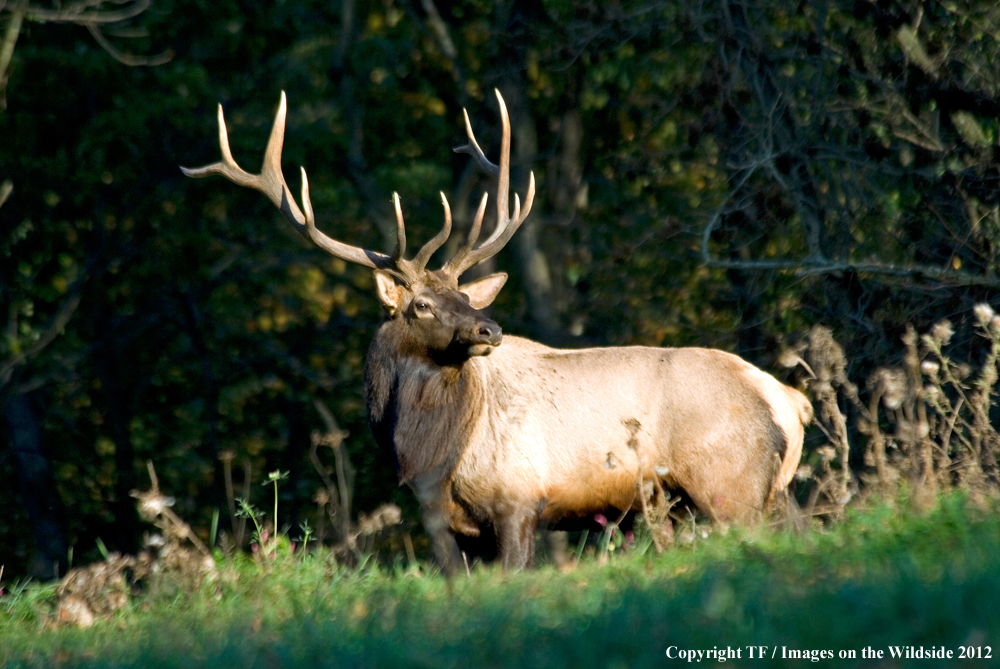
[463, 319, 502, 356]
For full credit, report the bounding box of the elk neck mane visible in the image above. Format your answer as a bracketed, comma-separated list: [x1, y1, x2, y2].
[364, 318, 514, 484]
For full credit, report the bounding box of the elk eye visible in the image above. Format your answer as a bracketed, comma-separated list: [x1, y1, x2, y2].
[414, 300, 430, 312]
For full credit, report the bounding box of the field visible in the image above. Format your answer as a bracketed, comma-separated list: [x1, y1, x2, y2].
[2, 491, 998, 668]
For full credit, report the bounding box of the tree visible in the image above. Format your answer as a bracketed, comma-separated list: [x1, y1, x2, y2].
[1, 0, 167, 577]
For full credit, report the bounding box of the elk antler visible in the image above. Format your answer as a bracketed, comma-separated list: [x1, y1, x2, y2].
[181, 92, 434, 283]
[444, 89, 536, 280]
[182, 90, 532, 285]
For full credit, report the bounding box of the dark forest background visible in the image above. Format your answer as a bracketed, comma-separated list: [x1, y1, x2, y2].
[3, 0, 999, 579]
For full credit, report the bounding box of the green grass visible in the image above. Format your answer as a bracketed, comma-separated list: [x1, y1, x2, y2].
[3, 492, 999, 668]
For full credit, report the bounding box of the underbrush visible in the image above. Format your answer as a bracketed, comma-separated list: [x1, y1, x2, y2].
[786, 304, 1000, 514]
[2, 491, 999, 668]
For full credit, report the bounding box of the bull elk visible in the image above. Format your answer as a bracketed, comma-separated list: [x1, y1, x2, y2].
[182, 91, 813, 570]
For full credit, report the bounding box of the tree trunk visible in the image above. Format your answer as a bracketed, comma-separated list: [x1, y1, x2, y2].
[493, 0, 562, 343]
[95, 346, 140, 555]
[3, 392, 67, 579]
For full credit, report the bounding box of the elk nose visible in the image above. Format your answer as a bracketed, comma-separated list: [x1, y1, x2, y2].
[476, 321, 502, 346]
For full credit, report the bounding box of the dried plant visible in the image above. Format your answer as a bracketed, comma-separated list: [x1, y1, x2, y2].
[336, 504, 404, 557]
[783, 326, 859, 515]
[791, 304, 1000, 514]
[218, 450, 253, 549]
[53, 462, 216, 627]
[54, 553, 138, 628]
[637, 476, 679, 553]
[915, 306, 1000, 496]
[306, 400, 403, 563]
[309, 399, 354, 546]
[131, 461, 212, 559]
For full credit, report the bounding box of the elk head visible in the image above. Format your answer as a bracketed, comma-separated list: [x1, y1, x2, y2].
[181, 90, 534, 362]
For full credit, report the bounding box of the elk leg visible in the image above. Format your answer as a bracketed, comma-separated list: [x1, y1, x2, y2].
[411, 472, 463, 575]
[496, 506, 539, 570]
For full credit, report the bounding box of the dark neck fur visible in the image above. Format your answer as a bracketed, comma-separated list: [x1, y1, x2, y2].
[364, 320, 494, 483]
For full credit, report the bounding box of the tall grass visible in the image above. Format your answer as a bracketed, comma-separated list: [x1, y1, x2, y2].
[2, 492, 999, 668]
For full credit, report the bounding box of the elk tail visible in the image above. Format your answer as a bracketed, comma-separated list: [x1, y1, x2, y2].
[768, 388, 813, 504]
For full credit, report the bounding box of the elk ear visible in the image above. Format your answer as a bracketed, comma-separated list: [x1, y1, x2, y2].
[374, 270, 406, 317]
[459, 272, 507, 309]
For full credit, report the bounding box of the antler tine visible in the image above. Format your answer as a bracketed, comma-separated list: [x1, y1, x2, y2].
[300, 166, 315, 229]
[451, 91, 511, 234]
[182, 93, 299, 222]
[441, 191, 488, 276]
[443, 88, 535, 278]
[453, 109, 500, 178]
[391, 193, 407, 262]
[181, 92, 396, 272]
[410, 192, 454, 272]
[453, 171, 534, 277]
[494, 90, 512, 246]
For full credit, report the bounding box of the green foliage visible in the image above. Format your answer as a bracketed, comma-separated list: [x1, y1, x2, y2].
[3, 0, 1000, 578]
[2, 494, 1000, 667]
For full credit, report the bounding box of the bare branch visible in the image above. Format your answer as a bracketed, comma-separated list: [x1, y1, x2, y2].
[2, 1, 171, 73]
[699, 162, 764, 262]
[420, 0, 457, 60]
[85, 22, 170, 66]
[701, 141, 1000, 288]
[703, 255, 1000, 289]
[0, 0, 27, 95]
[23, 0, 151, 25]
[0, 291, 82, 387]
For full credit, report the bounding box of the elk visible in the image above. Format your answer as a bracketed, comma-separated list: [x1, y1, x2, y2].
[183, 91, 813, 571]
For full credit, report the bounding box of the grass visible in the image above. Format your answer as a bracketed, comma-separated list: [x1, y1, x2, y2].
[2, 492, 999, 668]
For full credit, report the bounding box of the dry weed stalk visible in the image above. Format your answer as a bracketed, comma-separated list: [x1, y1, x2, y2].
[335, 503, 404, 557]
[307, 400, 403, 562]
[637, 476, 679, 553]
[916, 307, 1000, 496]
[310, 399, 355, 546]
[218, 450, 252, 548]
[55, 553, 138, 628]
[783, 326, 858, 515]
[54, 462, 217, 628]
[131, 461, 213, 559]
[791, 304, 1000, 513]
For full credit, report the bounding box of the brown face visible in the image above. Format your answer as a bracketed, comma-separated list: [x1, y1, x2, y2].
[407, 286, 501, 359]
[375, 270, 508, 363]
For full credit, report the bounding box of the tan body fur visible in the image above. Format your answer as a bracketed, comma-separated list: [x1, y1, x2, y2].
[460, 337, 809, 523]
[366, 314, 813, 568]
